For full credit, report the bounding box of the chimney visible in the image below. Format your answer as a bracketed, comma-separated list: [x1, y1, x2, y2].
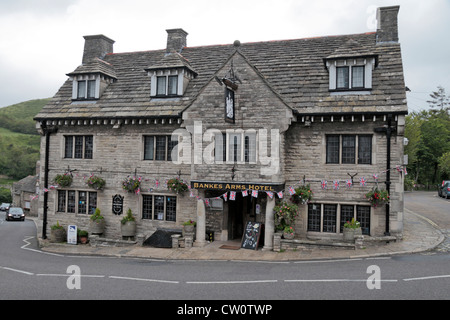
[82, 34, 115, 64]
[166, 28, 188, 53]
[376, 6, 400, 44]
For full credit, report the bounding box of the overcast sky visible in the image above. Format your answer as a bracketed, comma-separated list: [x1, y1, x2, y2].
[0, 0, 449, 112]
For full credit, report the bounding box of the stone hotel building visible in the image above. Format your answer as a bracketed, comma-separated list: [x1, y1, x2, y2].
[35, 6, 408, 251]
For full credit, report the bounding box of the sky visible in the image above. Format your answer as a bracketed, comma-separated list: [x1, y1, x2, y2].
[0, 0, 449, 112]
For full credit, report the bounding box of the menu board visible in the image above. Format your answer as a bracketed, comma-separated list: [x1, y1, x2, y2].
[241, 221, 262, 250]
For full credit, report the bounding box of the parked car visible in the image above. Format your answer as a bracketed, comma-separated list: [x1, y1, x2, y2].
[6, 207, 25, 221]
[438, 180, 450, 198]
[0, 203, 10, 211]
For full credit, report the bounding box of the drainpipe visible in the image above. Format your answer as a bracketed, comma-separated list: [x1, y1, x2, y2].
[40, 122, 57, 239]
[374, 114, 395, 236]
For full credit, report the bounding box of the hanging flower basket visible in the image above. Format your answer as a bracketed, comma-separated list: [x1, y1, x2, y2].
[290, 185, 313, 204]
[53, 173, 73, 188]
[86, 175, 106, 190]
[167, 177, 189, 194]
[365, 188, 389, 207]
[122, 176, 142, 194]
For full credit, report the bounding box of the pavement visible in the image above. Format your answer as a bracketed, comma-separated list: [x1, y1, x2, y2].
[36, 208, 446, 261]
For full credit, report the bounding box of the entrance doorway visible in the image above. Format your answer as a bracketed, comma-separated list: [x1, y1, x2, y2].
[227, 193, 261, 240]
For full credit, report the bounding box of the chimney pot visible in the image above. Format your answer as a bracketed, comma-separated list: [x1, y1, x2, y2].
[376, 6, 400, 44]
[82, 34, 115, 64]
[166, 28, 188, 53]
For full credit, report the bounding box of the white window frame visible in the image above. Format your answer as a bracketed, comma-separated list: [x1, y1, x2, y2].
[150, 70, 184, 97]
[214, 131, 257, 164]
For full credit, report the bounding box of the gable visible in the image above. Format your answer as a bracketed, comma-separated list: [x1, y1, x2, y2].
[182, 49, 294, 132]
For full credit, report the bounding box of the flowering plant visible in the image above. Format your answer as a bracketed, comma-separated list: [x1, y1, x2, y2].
[290, 185, 313, 204]
[365, 188, 389, 207]
[274, 201, 299, 231]
[343, 218, 360, 229]
[183, 219, 196, 226]
[122, 176, 142, 194]
[283, 225, 295, 235]
[54, 173, 73, 188]
[86, 175, 106, 190]
[167, 177, 189, 193]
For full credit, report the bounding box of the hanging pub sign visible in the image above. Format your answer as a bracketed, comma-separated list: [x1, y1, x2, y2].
[112, 194, 124, 215]
[224, 86, 235, 124]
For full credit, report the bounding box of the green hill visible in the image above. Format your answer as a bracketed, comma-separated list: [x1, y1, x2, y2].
[0, 98, 50, 181]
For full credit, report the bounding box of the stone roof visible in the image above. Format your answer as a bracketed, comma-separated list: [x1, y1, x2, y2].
[66, 58, 117, 79]
[35, 31, 407, 122]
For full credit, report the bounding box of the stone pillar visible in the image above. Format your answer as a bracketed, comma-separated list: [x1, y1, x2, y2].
[263, 196, 275, 251]
[194, 197, 206, 247]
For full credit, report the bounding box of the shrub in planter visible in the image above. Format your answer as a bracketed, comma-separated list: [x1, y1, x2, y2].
[77, 229, 89, 244]
[122, 176, 142, 194]
[120, 208, 136, 238]
[89, 208, 105, 235]
[50, 221, 66, 243]
[167, 178, 189, 194]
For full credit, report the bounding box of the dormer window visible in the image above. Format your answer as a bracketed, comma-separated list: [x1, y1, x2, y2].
[326, 58, 376, 93]
[67, 57, 117, 102]
[146, 51, 198, 99]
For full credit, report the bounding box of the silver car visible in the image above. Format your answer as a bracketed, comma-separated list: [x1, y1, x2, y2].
[6, 207, 25, 221]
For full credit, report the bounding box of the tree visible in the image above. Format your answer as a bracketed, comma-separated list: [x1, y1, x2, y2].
[427, 86, 450, 111]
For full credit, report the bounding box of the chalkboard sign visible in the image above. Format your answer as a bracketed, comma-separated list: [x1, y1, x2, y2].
[241, 221, 262, 250]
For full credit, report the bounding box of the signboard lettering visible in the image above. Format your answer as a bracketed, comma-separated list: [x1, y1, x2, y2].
[241, 221, 262, 250]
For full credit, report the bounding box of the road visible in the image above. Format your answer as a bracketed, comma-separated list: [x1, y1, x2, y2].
[0, 193, 449, 302]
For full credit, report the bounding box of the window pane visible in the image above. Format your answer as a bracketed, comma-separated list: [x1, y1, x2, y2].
[78, 191, 87, 214]
[342, 135, 355, 164]
[65, 136, 73, 158]
[88, 192, 97, 215]
[57, 191, 66, 212]
[168, 76, 178, 95]
[307, 204, 321, 232]
[142, 195, 152, 219]
[340, 205, 354, 233]
[168, 136, 178, 162]
[352, 66, 364, 88]
[244, 133, 256, 163]
[326, 135, 339, 164]
[74, 136, 84, 159]
[84, 136, 93, 159]
[154, 195, 165, 220]
[357, 206, 371, 235]
[323, 204, 337, 233]
[166, 196, 177, 221]
[157, 77, 166, 95]
[214, 133, 226, 162]
[229, 134, 241, 162]
[155, 136, 166, 161]
[144, 136, 154, 160]
[87, 80, 96, 98]
[336, 67, 349, 89]
[358, 135, 372, 164]
[77, 81, 86, 99]
[67, 191, 76, 213]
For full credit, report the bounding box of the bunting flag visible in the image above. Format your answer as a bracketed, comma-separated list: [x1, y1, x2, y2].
[242, 190, 248, 197]
[372, 174, 378, 181]
[359, 177, 367, 187]
[277, 191, 283, 199]
[346, 179, 353, 188]
[288, 186, 295, 195]
[204, 198, 210, 207]
[230, 191, 236, 201]
[155, 179, 160, 188]
[333, 180, 340, 190]
[321, 180, 327, 190]
[266, 191, 274, 199]
[222, 192, 228, 201]
[251, 190, 258, 198]
[190, 190, 195, 197]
